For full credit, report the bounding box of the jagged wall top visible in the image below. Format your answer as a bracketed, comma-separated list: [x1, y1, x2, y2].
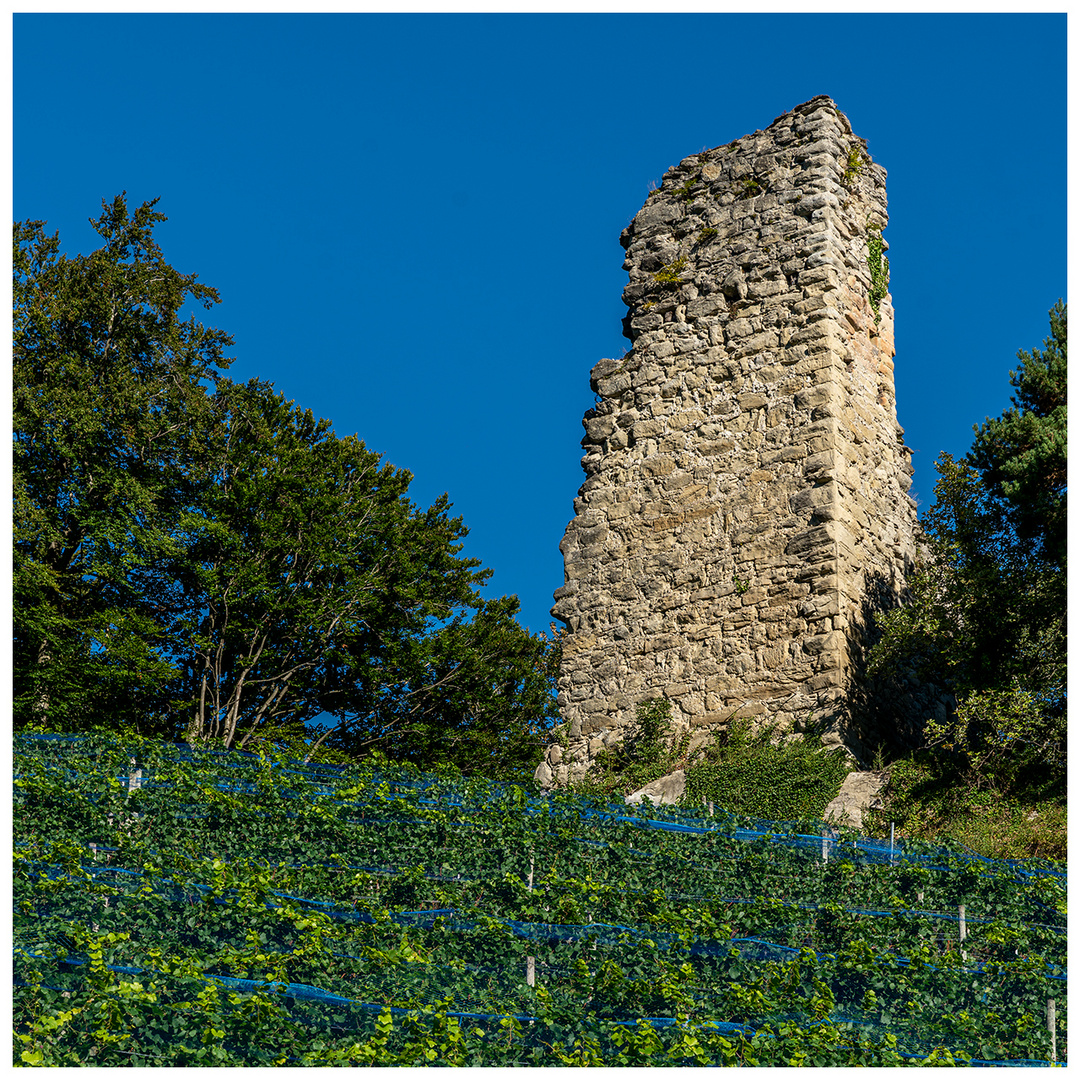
[618, 96, 885, 344]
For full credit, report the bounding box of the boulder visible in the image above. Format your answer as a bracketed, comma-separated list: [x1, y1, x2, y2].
[823, 770, 888, 831]
[625, 769, 685, 806]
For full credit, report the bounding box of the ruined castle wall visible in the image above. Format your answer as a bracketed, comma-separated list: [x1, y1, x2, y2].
[539, 97, 918, 787]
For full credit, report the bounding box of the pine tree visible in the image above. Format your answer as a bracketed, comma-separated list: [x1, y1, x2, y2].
[967, 300, 1066, 568]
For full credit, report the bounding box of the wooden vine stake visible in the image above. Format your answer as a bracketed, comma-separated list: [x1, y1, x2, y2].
[121, 759, 144, 840]
[1047, 999, 1057, 1063]
[958, 904, 967, 961]
[526, 852, 536, 988]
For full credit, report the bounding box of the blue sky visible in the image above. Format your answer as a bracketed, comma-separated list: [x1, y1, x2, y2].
[14, 13, 1067, 644]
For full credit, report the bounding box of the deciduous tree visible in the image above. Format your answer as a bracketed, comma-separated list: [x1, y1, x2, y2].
[869, 304, 1066, 787]
[14, 197, 558, 775]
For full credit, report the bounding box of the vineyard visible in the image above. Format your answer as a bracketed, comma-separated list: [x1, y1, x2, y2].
[14, 732, 1067, 1066]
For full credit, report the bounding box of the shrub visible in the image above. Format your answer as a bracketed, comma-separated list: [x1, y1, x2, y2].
[581, 697, 688, 798]
[685, 718, 848, 822]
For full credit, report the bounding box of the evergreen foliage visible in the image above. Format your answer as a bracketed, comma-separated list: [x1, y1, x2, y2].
[968, 299, 1066, 569]
[13, 196, 232, 734]
[577, 700, 847, 826]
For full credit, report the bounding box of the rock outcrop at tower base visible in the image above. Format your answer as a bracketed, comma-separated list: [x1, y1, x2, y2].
[539, 97, 922, 787]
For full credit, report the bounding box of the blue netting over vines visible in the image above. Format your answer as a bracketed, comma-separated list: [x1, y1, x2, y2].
[14, 733, 1067, 1066]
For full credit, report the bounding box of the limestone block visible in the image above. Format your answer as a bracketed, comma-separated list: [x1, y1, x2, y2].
[586, 415, 616, 441]
[802, 630, 845, 657]
[632, 418, 666, 440]
[823, 770, 887, 830]
[790, 483, 839, 513]
[625, 770, 686, 807]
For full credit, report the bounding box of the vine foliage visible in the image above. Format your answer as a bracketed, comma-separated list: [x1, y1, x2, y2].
[13, 731, 1066, 1066]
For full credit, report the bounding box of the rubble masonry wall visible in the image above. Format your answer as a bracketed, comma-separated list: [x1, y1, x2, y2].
[538, 96, 919, 786]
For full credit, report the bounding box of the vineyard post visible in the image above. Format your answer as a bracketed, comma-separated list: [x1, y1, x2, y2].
[958, 904, 967, 961]
[889, 822, 895, 865]
[1047, 999, 1057, 1063]
[526, 851, 535, 988]
[122, 759, 144, 841]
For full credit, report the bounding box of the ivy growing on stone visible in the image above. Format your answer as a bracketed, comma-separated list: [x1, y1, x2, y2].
[842, 145, 867, 189]
[685, 717, 849, 821]
[866, 228, 889, 322]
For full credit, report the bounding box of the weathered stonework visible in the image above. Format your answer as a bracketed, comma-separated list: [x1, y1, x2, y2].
[539, 97, 920, 787]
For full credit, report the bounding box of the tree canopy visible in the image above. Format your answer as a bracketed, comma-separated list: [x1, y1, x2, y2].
[14, 195, 558, 777]
[968, 299, 1066, 569]
[869, 303, 1067, 790]
[14, 196, 231, 733]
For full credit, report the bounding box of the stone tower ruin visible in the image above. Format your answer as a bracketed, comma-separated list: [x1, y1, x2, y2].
[538, 96, 919, 787]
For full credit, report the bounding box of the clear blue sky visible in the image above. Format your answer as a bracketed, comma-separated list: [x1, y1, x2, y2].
[15, 13, 1067, 643]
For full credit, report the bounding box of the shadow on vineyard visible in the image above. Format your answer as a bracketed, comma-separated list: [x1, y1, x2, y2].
[14, 732, 1066, 1066]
